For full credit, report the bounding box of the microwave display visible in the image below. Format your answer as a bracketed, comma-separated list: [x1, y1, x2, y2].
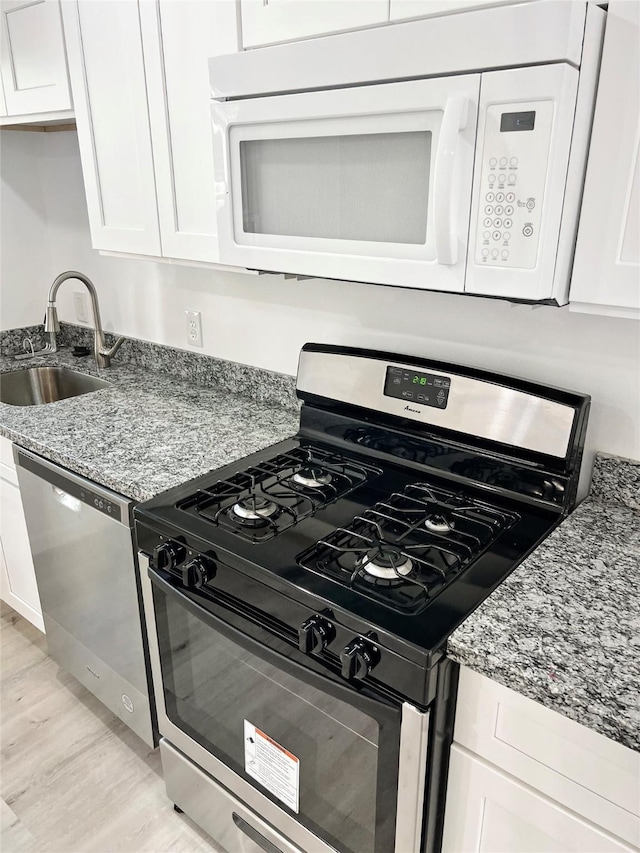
[500, 111, 536, 132]
[384, 366, 450, 409]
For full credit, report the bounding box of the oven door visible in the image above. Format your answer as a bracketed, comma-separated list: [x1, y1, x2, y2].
[212, 75, 479, 291]
[140, 555, 429, 853]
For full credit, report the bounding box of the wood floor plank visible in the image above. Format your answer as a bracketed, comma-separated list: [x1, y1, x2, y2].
[0, 605, 221, 853]
[1, 797, 38, 852]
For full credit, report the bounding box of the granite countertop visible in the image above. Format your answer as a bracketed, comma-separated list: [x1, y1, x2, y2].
[0, 347, 299, 501]
[447, 453, 640, 752]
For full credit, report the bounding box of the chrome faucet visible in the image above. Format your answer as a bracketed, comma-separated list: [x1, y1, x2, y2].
[44, 271, 125, 369]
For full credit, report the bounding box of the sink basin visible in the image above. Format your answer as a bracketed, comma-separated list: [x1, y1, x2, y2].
[0, 367, 111, 406]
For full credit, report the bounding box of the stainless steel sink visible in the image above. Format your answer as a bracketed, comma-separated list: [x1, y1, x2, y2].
[0, 367, 111, 406]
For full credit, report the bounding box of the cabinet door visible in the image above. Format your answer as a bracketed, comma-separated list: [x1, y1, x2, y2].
[0, 65, 7, 115]
[0, 0, 71, 115]
[0, 461, 43, 632]
[571, 0, 640, 318]
[390, 0, 532, 22]
[60, 0, 161, 256]
[241, 0, 388, 49]
[140, 0, 239, 264]
[442, 746, 634, 853]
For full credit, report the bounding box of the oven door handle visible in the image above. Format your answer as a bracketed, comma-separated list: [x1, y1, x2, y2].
[149, 566, 401, 720]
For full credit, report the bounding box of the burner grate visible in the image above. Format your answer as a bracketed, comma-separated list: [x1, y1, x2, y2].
[176, 446, 380, 542]
[298, 481, 519, 612]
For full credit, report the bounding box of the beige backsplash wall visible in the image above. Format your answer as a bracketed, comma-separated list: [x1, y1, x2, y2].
[2, 131, 639, 484]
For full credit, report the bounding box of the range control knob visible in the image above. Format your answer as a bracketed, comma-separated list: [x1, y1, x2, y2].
[181, 556, 215, 589]
[340, 637, 379, 681]
[298, 615, 335, 655]
[153, 540, 186, 572]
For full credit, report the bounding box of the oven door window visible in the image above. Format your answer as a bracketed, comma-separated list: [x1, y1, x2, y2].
[153, 586, 401, 853]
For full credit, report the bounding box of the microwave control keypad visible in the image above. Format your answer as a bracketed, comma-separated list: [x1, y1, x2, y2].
[475, 101, 553, 270]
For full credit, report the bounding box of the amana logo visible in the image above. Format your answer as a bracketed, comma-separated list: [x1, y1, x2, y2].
[404, 405, 421, 414]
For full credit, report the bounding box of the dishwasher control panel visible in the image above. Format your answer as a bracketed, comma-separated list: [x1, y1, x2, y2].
[78, 487, 122, 520]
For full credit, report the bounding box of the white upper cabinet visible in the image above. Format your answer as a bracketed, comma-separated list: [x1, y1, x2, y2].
[61, 0, 161, 256]
[0, 67, 7, 115]
[570, 0, 640, 318]
[139, 0, 240, 264]
[391, 0, 532, 23]
[62, 0, 242, 264]
[240, 0, 388, 49]
[0, 0, 71, 116]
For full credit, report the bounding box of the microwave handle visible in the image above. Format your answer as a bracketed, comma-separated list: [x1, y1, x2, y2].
[433, 96, 469, 266]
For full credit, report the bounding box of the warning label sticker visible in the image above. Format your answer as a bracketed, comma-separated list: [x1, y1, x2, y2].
[244, 720, 300, 814]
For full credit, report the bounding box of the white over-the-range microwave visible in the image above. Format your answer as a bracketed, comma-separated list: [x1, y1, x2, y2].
[209, 1, 605, 305]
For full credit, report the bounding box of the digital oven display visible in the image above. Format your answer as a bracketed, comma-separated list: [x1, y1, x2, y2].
[383, 366, 450, 409]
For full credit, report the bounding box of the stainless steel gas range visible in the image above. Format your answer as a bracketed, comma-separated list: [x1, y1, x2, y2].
[135, 344, 589, 853]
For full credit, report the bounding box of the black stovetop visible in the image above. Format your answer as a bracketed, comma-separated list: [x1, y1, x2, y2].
[135, 433, 559, 661]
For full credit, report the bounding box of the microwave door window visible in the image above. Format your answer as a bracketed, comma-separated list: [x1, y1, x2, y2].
[239, 131, 431, 244]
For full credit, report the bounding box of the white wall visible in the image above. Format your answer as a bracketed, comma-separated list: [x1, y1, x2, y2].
[2, 130, 639, 477]
[0, 132, 51, 328]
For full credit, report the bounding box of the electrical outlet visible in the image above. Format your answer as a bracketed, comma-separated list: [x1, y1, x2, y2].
[185, 309, 203, 347]
[74, 292, 89, 323]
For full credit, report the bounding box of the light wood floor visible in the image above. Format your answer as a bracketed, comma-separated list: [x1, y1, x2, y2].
[0, 603, 219, 853]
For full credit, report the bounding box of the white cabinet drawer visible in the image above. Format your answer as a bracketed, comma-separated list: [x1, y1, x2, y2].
[454, 667, 640, 847]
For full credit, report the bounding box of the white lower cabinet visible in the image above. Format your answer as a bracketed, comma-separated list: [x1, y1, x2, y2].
[0, 440, 43, 632]
[443, 746, 633, 853]
[443, 667, 640, 852]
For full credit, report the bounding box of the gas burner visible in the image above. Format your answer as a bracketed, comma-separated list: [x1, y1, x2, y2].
[425, 514, 455, 534]
[177, 445, 381, 543]
[358, 548, 414, 580]
[291, 467, 332, 489]
[230, 496, 278, 525]
[299, 480, 520, 613]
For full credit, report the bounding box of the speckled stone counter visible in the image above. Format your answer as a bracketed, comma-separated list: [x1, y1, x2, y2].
[0, 347, 299, 501]
[447, 453, 640, 752]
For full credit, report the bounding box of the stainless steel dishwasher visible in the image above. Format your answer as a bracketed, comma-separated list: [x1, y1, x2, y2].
[14, 447, 155, 747]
